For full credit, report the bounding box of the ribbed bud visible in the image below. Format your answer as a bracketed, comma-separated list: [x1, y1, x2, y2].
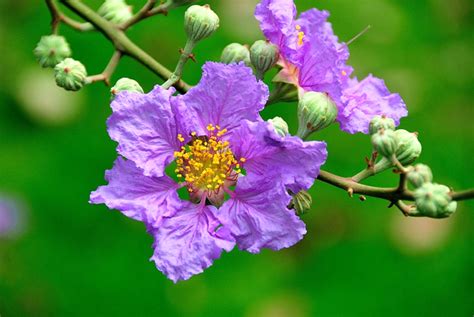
[290, 190, 312, 215]
[34, 35, 71, 68]
[413, 183, 456, 218]
[221, 43, 251, 66]
[54, 58, 87, 91]
[393, 129, 422, 165]
[184, 5, 219, 43]
[268, 116, 289, 137]
[111, 78, 144, 98]
[98, 0, 133, 24]
[249, 40, 279, 77]
[407, 164, 433, 188]
[369, 115, 395, 135]
[297, 92, 338, 139]
[371, 129, 397, 158]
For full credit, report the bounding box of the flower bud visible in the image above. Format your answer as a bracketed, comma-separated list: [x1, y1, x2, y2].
[249, 40, 279, 78]
[111, 78, 144, 97]
[268, 116, 289, 137]
[34, 35, 71, 68]
[290, 190, 312, 215]
[184, 5, 219, 43]
[54, 58, 87, 91]
[393, 129, 422, 165]
[297, 92, 338, 138]
[413, 183, 456, 218]
[98, 0, 133, 24]
[369, 115, 395, 135]
[371, 129, 397, 158]
[221, 43, 251, 66]
[407, 164, 433, 188]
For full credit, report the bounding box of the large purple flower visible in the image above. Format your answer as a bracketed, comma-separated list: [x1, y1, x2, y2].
[91, 62, 327, 282]
[255, 0, 408, 134]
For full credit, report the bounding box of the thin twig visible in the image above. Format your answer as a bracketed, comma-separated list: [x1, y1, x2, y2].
[45, 0, 93, 33]
[85, 51, 122, 86]
[162, 40, 196, 89]
[317, 169, 473, 203]
[121, 0, 158, 30]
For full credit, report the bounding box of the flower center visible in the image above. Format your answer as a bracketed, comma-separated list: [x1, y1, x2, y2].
[174, 124, 245, 195]
[295, 25, 305, 46]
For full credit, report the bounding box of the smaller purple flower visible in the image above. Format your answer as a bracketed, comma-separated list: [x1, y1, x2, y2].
[255, 0, 408, 134]
[339, 75, 408, 134]
[91, 62, 327, 282]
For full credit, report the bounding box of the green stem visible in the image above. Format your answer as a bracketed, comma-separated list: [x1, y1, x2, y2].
[85, 50, 122, 85]
[162, 40, 196, 89]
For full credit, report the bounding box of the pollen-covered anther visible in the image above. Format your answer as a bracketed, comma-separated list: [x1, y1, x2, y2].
[174, 124, 243, 193]
[295, 24, 305, 46]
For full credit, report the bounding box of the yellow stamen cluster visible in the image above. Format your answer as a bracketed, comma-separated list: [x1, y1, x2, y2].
[174, 124, 243, 192]
[296, 25, 305, 46]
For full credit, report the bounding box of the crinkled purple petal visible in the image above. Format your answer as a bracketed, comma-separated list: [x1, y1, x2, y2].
[229, 120, 327, 193]
[216, 176, 306, 253]
[255, 0, 300, 65]
[149, 203, 235, 283]
[107, 86, 180, 178]
[174, 62, 268, 137]
[297, 8, 350, 64]
[90, 157, 181, 226]
[338, 74, 408, 134]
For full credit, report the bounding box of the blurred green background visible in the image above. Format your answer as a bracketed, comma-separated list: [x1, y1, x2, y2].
[0, 0, 473, 316]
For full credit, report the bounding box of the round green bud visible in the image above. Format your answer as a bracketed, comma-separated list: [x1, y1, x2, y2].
[297, 92, 338, 139]
[414, 183, 456, 218]
[34, 35, 71, 68]
[369, 115, 395, 135]
[249, 40, 279, 77]
[98, 0, 133, 24]
[407, 164, 433, 188]
[290, 190, 312, 215]
[394, 129, 422, 165]
[268, 116, 289, 137]
[371, 129, 397, 158]
[184, 5, 220, 43]
[221, 43, 251, 66]
[54, 58, 87, 91]
[111, 78, 144, 97]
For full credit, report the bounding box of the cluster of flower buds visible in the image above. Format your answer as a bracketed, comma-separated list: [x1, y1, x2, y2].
[369, 116, 422, 172]
[98, 0, 133, 24]
[412, 183, 457, 218]
[297, 92, 338, 139]
[34, 35, 72, 68]
[184, 4, 220, 43]
[268, 116, 289, 137]
[54, 58, 87, 91]
[110, 77, 144, 98]
[221, 43, 251, 66]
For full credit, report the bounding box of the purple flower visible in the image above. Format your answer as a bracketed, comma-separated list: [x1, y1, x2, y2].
[255, 0, 408, 134]
[339, 75, 408, 134]
[91, 62, 327, 282]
